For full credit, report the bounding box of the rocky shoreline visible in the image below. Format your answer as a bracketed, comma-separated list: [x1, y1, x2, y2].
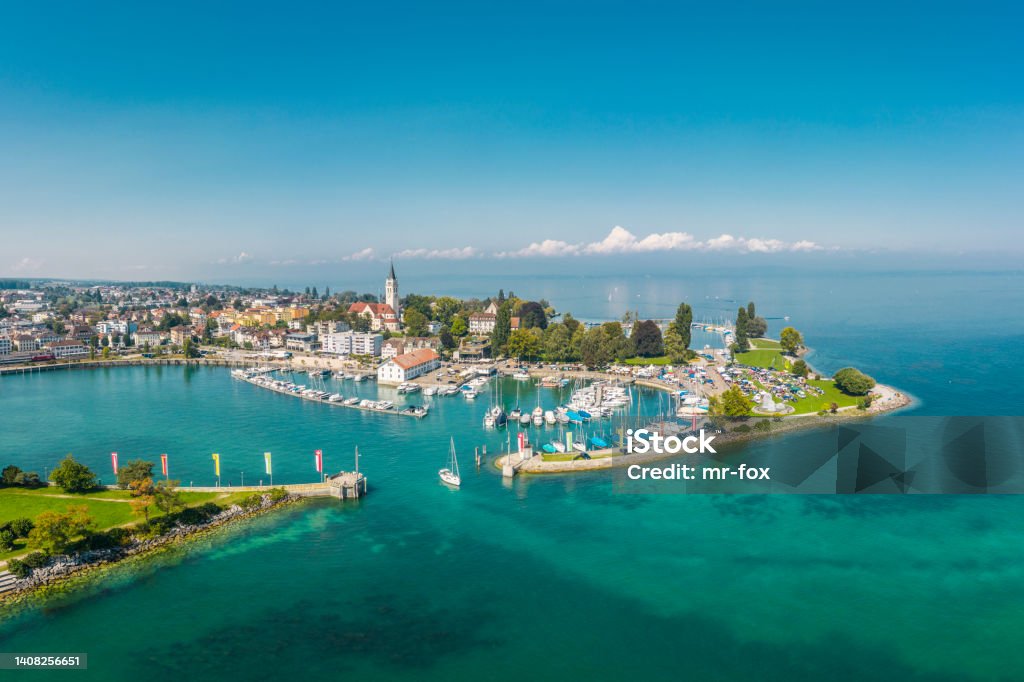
[0, 492, 303, 608]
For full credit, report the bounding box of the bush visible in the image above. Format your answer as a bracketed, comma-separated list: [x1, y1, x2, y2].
[240, 494, 264, 511]
[857, 395, 874, 410]
[0, 529, 15, 551]
[23, 551, 50, 569]
[9, 517, 34, 538]
[267, 488, 289, 502]
[833, 367, 876, 396]
[753, 420, 772, 432]
[7, 559, 30, 579]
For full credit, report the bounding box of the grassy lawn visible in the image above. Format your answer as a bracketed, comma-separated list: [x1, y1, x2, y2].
[734, 349, 788, 369]
[623, 356, 674, 366]
[0, 487, 242, 562]
[750, 338, 782, 349]
[788, 379, 862, 415]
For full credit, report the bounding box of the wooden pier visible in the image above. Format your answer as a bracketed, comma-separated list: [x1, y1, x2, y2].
[179, 471, 367, 500]
[234, 372, 428, 418]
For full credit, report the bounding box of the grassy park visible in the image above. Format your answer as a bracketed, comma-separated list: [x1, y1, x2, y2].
[0, 486, 248, 562]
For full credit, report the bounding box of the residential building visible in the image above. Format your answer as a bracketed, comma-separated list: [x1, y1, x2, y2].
[322, 331, 382, 357]
[468, 312, 496, 334]
[45, 340, 89, 360]
[377, 348, 440, 384]
[285, 332, 320, 352]
[312, 319, 351, 337]
[382, 336, 441, 360]
[0, 336, 11, 355]
[169, 325, 193, 346]
[132, 329, 166, 347]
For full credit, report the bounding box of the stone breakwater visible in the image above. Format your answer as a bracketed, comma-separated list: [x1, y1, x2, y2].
[0, 493, 300, 605]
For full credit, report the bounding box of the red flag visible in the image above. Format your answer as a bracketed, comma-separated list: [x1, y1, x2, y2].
[314, 449, 323, 473]
[111, 452, 119, 475]
[517, 432, 526, 452]
[160, 454, 168, 476]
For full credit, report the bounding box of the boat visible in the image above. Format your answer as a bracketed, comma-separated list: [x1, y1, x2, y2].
[544, 410, 556, 425]
[519, 413, 531, 426]
[590, 436, 609, 449]
[343, 397, 359, 405]
[439, 437, 461, 487]
[423, 386, 437, 396]
[483, 413, 495, 428]
[353, 374, 366, 382]
[532, 406, 544, 426]
[509, 407, 522, 419]
[512, 370, 531, 381]
[541, 444, 557, 454]
[464, 389, 477, 400]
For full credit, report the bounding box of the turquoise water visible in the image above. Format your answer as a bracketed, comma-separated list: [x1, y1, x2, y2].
[1, 270, 1023, 680]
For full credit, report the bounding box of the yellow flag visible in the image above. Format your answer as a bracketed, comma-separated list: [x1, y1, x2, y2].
[212, 453, 220, 477]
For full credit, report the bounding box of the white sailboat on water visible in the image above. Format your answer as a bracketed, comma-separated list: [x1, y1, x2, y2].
[439, 437, 461, 487]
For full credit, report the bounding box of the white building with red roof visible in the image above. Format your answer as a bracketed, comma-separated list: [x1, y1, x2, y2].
[376, 348, 440, 384]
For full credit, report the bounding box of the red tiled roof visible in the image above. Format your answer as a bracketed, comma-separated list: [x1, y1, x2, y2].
[391, 348, 439, 370]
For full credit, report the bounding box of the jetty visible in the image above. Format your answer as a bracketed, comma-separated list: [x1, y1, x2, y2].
[180, 471, 367, 500]
[233, 368, 428, 418]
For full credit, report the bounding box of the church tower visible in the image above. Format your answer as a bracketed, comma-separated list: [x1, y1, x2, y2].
[385, 260, 400, 321]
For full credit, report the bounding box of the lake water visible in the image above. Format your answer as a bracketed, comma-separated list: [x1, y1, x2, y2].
[1, 269, 1022, 681]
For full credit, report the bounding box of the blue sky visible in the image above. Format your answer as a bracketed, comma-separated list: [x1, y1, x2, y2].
[1, 1, 1022, 280]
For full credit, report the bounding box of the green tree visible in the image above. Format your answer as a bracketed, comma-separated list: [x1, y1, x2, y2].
[746, 315, 768, 338]
[734, 307, 750, 352]
[117, 459, 154, 489]
[439, 328, 456, 349]
[183, 338, 200, 358]
[154, 479, 184, 514]
[663, 326, 687, 364]
[579, 327, 610, 369]
[403, 308, 429, 337]
[518, 301, 548, 330]
[630, 320, 664, 358]
[833, 367, 876, 396]
[506, 328, 542, 360]
[780, 327, 804, 354]
[28, 506, 93, 555]
[1, 464, 22, 486]
[433, 297, 462, 326]
[491, 302, 512, 353]
[720, 386, 755, 417]
[674, 303, 693, 350]
[450, 315, 468, 337]
[599, 322, 631, 361]
[791, 359, 809, 377]
[49, 455, 98, 492]
[0, 529, 15, 552]
[541, 323, 573, 362]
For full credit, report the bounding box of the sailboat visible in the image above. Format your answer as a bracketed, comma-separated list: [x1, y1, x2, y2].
[439, 437, 461, 487]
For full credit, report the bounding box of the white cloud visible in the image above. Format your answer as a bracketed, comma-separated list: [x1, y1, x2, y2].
[342, 248, 376, 262]
[495, 227, 832, 258]
[704, 234, 738, 250]
[216, 251, 253, 265]
[790, 240, 823, 252]
[11, 257, 43, 272]
[393, 247, 478, 260]
[744, 238, 785, 253]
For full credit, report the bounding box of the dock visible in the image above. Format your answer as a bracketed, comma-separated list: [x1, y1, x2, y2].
[234, 370, 428, 418]
[177, 471, 367, 500]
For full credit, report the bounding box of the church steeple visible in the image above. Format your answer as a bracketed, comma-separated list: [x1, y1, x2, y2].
[385, 260, 400, 323]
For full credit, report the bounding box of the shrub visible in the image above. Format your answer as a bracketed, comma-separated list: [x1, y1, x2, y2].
[9, 518, 34, 538]
[23, 551, 50, 569]
[240, 494, 264, 511]
[733, 424, 752, 433]
[857, 395, 874, 410]
[0, 529, 15, 551]
[267, 488, 288, 502]
[7, 559, 30, 579]
[753, 420, 772, 432]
